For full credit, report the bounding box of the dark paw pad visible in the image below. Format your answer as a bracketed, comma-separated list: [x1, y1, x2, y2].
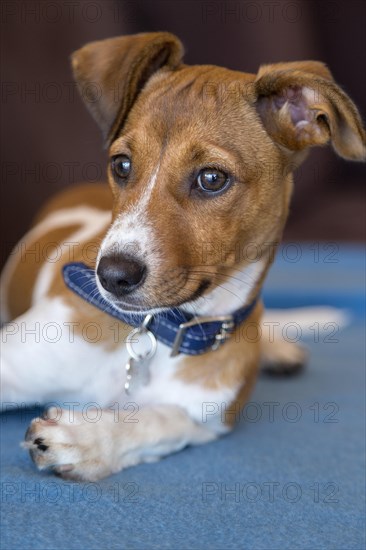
[261, 361, 305, 377]
[24, 428, 49, 458]
[34, 438, 49, 452]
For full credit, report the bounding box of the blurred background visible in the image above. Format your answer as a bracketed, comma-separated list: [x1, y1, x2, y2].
[1, 0, 365, 268]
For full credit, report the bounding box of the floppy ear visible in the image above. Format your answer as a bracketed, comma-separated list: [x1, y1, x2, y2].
[254, 61, 366, 161]
[71, 32, 184, 145]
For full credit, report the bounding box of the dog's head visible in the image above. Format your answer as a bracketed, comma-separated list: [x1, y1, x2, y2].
[72, 32, 365, 315]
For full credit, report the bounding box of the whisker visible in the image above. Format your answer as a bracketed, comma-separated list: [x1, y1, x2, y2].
[191, 268, 258, 287]
[184, 276, 245, 303]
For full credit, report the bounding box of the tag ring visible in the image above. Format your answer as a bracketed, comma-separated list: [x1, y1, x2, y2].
[126, 326, 157, 361]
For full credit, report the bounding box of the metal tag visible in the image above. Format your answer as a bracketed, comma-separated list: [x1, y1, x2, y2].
[124, 356, 151, 395]
[124, 315, 157, 396]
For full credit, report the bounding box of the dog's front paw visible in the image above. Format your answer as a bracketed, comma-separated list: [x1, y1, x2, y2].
[23, 408, 119, 481]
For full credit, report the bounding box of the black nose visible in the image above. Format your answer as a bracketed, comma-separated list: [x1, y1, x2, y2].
[97, 255, 147, 296]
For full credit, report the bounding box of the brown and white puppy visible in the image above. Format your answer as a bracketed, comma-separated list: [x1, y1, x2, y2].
[1, 33, 365, 481]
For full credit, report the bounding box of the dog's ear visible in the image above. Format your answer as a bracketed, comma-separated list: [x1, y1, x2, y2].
[254, 61, 366, 161]
[71, 32, 184, 145]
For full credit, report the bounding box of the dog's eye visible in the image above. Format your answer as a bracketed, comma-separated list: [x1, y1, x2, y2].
[111, 155, 131, 180]
[197, 168, 230, 193]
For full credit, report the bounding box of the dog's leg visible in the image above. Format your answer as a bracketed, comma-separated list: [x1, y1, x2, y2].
[24, 404, 217, 481]
[260, 306, 349, 374]
[259, 309, 307, 374]
[260, 336, 307, 375]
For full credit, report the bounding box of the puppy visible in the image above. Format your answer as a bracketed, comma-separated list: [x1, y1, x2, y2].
[1, 33, 365, 481]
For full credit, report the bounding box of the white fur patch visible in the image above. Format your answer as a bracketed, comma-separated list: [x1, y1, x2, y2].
[99, 164, 160, 258]
[96, 165, 163, 302]
[0, 296, 124, 406]
[134, 343, 235, 433]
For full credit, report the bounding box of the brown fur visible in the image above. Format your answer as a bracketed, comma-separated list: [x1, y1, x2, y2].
[176, 302, 262, 388]
[4, 183, 112, 321]
[6, 224, 81, 320]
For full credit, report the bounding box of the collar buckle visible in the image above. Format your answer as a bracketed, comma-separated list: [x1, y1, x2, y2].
[211, 318, 235, 351]
[170, 314, 235, 357]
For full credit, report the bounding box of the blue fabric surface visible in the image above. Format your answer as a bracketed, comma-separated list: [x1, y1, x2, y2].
[1, 245, 365, 550]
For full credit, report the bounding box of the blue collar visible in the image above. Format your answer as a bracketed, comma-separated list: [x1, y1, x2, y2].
[62, 262, 259, 357]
